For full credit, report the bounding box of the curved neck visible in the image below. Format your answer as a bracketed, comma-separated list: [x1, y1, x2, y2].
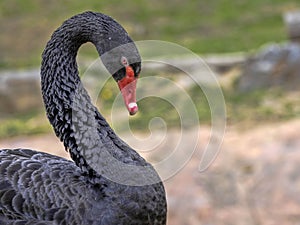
[40, 12, 145, 175]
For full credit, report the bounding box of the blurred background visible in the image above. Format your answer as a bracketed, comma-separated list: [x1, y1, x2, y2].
[1, 0, 300, 224]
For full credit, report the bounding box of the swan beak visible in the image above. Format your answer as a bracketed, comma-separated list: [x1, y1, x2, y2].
[118, 77, 138, 116]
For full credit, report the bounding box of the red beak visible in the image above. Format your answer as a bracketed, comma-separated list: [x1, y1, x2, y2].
[118, 75, 138, 115]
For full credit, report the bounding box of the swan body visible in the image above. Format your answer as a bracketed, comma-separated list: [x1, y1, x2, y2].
[0, 12, 167, 225]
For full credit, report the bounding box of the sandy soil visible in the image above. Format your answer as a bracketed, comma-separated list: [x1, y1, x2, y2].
[1, 119, 300, 225]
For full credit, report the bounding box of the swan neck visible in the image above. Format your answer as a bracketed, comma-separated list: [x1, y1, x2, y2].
[40, 12, 144, 174]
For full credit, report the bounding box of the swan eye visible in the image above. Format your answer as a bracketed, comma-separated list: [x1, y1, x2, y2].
[121, 56, 129, 67]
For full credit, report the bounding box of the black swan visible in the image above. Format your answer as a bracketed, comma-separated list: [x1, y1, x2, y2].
[0, 11, 167, 225]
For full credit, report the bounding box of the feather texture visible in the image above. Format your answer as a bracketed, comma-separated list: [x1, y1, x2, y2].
[0, 11, 167, 224]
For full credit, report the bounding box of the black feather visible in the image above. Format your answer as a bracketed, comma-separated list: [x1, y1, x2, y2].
[0, 11, 166, 225]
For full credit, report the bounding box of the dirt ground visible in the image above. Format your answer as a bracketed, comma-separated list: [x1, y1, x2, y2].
[1, 119, 300, 225]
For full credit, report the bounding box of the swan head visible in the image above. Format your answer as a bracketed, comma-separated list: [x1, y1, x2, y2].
[93, 25, 141, 116]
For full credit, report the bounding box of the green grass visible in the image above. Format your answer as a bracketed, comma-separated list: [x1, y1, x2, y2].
[0, 78, 299, 139]
[128, 87, 300, 132]
[1, 0, 300, 137]
[225, 88, 300, 125]
[0, 112, 51, 138]
[1, 0, 300, 68]
[95, 71, 300, 134]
